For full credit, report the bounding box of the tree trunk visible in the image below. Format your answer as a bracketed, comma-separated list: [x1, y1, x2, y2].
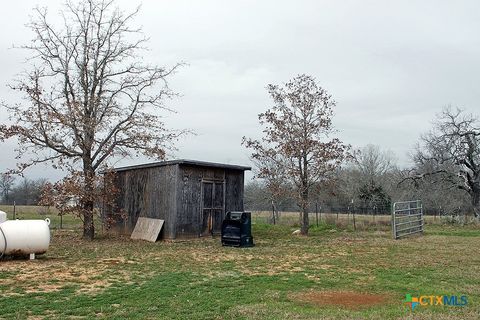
[83, 199, 95, 240]
[82, 159, 96, 240]
[300, 187, 309, 235]
[300, 154, 309, 235]
[301, 204, 309, 235]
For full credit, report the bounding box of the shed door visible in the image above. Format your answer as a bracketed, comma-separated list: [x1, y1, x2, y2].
[201, 181, 224, 236]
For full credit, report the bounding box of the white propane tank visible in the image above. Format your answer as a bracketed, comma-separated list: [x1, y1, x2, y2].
[0, 219, 51, 256]
[0, 211, 6, 224]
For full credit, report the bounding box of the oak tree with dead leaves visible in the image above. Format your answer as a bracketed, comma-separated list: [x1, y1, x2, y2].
[243, 75, 350, 235]
[0, 0, 186, 239]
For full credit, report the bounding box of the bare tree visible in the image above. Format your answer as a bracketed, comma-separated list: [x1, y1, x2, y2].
[8, 177, 48, 205]
[243, 74, 350, 235]
[350, 145, 396, 210]
[411, 107, 480, 219]
[0, 174, 15, 204]
[250, 156, 287, 223]
[354, 144, 396, 181]
[0, 0, 186, 239]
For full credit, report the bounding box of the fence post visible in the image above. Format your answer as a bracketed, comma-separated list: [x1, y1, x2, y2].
[13, 201, 16, 220]
[418, 201, 422, 231]
[315, 202, 318, 227]
[271, 200, 276, 225]
[392, 202, 396, 239]
[351, 199, 356, 231]
[353, 210, 356, 231]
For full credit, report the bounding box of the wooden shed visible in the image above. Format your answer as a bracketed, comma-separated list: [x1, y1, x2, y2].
[104, 159, 251, 239]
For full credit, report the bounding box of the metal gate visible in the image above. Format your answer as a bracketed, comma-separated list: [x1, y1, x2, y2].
[392, 200, 424, 239]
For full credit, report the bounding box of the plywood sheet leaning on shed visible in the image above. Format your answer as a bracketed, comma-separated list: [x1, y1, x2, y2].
[130, 217, 164, 242]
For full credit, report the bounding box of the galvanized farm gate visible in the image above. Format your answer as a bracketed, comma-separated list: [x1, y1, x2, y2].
[392, 200, 424, 239]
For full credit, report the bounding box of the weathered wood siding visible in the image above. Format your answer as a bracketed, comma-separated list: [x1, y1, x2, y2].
[107, 162, 246, 240]
[174, 165, 245, 238]
[225, 169, 245, 213]
[110, 164, 178, 239]
[175, 165, 202, 238]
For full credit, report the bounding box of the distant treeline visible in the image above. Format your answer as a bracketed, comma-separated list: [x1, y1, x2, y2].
[0, 176, 47, 205]
[244, 145, 472, 218]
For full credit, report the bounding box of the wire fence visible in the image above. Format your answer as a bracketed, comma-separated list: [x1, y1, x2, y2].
[0, 205, 97, 230]
[251, 206, 472, 230]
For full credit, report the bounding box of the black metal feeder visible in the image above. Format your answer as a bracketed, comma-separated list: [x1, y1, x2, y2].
[221, 211, 254, 247]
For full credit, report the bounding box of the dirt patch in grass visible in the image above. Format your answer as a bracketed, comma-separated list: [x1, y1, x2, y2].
[0, 256, 134, 295]
[291, 290, 388, 310]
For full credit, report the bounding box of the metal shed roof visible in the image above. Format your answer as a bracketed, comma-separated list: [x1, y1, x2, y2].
[105, 159, 251, 173]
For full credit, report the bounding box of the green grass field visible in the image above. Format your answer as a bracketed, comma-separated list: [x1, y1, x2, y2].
[0, 207, 479, 319]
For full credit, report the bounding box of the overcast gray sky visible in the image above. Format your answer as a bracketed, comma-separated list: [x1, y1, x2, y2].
[1, 0, 480, 181]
